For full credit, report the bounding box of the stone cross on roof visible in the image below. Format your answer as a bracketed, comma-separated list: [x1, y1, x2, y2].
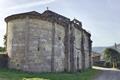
[46, 7, 49, 10]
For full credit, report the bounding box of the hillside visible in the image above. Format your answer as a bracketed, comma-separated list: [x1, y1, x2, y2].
[92, 43, 120, 54]
[92, 47, 106, 54]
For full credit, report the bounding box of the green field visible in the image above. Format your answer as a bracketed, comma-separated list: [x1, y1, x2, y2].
[0, 68, 99, 80]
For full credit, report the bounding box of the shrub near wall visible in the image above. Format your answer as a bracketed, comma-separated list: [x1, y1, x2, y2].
[0, 54, 8, 68]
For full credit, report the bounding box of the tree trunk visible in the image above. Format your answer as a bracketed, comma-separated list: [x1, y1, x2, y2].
[113, 62, 115, 68]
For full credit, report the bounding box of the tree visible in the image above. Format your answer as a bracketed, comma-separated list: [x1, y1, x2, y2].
[0, 34, 7, 52]
[104, 48, 120, 68]
[0, 47, 5, 52]
[3, 34, 7, 50]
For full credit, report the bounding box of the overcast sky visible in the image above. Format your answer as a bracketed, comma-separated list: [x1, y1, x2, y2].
[0, 0, 120, 47]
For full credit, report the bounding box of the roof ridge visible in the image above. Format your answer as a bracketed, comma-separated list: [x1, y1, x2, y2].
[42, 10, 70, 20]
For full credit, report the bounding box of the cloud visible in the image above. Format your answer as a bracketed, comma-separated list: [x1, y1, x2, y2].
[8, 0, 56, 10]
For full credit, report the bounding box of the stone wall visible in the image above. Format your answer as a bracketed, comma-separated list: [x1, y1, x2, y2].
[83, 31, 90, 69]
[74, 27, 82, 71]
[68, 22, 84, 72]
[25, 19, 53, 72]
[7, 19, 27, 70]
[53, 23, 65, 72]
[6, 18, 65, 72]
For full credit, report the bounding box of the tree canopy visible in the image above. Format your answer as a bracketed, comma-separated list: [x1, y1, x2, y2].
[104, 48, 120, 68]
[0, 47, 6, 52]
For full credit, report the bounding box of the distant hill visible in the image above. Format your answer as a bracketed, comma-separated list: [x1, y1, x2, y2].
[92, 43, 120, 54]
[92, 47, 106, 54]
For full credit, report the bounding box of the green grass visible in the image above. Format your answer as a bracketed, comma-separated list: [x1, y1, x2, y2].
[0, 68, 99, 80]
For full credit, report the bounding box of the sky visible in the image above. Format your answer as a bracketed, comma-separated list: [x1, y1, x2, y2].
[0, 0, 120, 47]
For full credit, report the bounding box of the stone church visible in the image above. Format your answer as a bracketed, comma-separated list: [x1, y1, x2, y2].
[5, 10, 92, 72]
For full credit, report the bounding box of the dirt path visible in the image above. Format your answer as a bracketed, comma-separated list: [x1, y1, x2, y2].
[93, 68, 120, 80]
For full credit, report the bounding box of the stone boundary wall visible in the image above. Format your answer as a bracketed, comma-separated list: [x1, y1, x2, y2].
[0, 54, 8, 68]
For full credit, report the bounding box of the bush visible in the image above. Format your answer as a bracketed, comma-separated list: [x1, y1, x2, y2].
[104, 62, 112, 68]
[93, 61, 112, 68]
[117, 63, 120, 69]
[93, 61, 105, 67]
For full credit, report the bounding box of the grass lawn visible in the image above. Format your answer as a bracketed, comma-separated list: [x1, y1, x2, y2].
[0, 68, 99, 80]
